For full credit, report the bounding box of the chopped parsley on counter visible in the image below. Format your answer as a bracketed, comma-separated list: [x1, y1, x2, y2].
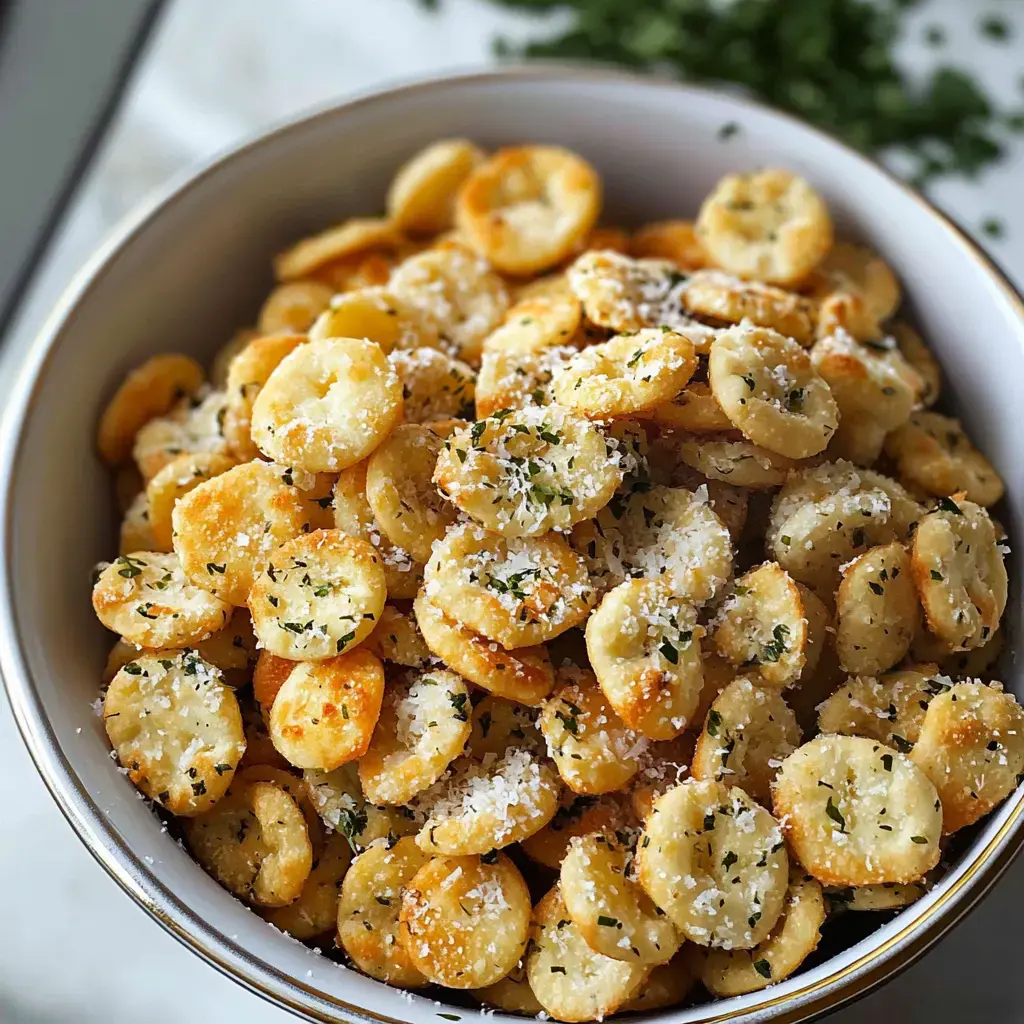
[419, 0, 1018, 190]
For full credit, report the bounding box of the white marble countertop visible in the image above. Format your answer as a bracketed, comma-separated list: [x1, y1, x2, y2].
[3, 1, 1024, 1020]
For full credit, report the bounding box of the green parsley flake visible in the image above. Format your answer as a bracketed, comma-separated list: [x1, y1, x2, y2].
[825, 795, 847, 833]
[979, 15, 1011, 42]
[981, 217, 1006, 240]
[761, 623, 790, 663]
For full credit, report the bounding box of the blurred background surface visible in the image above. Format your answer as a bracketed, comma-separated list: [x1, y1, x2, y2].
[1, 1, 1022, 1021]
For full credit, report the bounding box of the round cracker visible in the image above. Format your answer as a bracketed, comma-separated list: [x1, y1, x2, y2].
[415, 749, 561, 856]
[400, 853, 532, 988]
[424, 523, 595, 648]
[695, 168, 832, 286]
[712, 562, 808, 687]
[388, 138, 485, 236]
[184, 778, 312, 906]
[692, 677, 801, 806]
[701, 868, 825, 997]
[835, 541, 917, 675]
[456, 145, 601, 276]
[635, 779, 789, 949]
[570, 484, 732, 604]
[358, 668, 472, 805]
[302, 763, 420, 851]
[910, 498, 1007, 652]
[527, 885, 650, 1022]
[103, 649, 245, 815]
[337, 836, 430, 987]
[434, 405, 621, 538]
[251, 337, 404, 473]
[93, 551, 232, 649]
[539, 669, 646, 795]
[709, 324, 837, 459]
[816, 667, 949, 751]
[911, 682, 1024, 833]
[414, 591, 554, 705]
[552, 328, 697, 420]
[586, 578, 704, 739]
[772, 734, 941, 885]
[268, 649, 385, 770]
[172, 460, 310, 606]
[560, 831, 681, 964]
[97, 353, 205, 466]
[249, 529, 386, 660]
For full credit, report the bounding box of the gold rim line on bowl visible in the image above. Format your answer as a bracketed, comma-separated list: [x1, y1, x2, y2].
[1, 64, 1022, 1024]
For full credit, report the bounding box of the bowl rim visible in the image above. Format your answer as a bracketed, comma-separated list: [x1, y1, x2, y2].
[3, 63, 1024, 1024]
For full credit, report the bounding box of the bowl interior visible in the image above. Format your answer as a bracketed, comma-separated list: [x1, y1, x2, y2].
[3, 69, 1023, 1024]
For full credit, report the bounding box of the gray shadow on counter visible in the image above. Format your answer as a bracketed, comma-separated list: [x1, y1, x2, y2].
[832, 856, 1024, 1023]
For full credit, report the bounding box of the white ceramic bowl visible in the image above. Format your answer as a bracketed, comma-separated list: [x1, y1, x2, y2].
[2, 67, 1023, 1024]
